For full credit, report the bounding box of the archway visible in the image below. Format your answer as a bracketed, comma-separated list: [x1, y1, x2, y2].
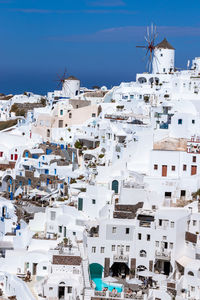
[89, 263, 103, 279]
[58, 282, 65, 299]
[112, 180, 119, 194]
[138, 77, 147, 84]
[2, 175, 14, 192]
[137, 265, 147, 272]
[110, 262, 129, 278]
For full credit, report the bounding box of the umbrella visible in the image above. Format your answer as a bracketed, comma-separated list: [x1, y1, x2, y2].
[137, 270, 154, 277]
[152, 273, 166, 282]
[126, 278, 143, 285]
[103, 276, 118, 284]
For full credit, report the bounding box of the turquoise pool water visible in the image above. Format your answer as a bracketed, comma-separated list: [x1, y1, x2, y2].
[92, 277, 122, 292]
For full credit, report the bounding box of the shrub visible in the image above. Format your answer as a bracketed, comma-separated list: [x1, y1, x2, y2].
[74, 140, 83, 149]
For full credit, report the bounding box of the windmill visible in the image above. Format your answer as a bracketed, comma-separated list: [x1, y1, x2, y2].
[55, 68, 73, 97]
[136, 24, 158, 72]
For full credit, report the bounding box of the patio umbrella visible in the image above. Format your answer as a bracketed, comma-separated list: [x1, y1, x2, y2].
[103, 276, 118, 284]
[137, 270, 154, 277]
[152, 273, 166, 282]
[126, 278, 143, 285]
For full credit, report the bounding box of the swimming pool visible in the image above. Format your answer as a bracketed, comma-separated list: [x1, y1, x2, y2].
[92, 277, 123, 292]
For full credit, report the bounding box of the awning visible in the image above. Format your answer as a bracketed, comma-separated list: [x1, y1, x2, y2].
[176, 256, 193, 268]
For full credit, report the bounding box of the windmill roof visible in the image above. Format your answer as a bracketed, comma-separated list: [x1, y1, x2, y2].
[66, 75, 79, 81]
[155, 38, 175, 50]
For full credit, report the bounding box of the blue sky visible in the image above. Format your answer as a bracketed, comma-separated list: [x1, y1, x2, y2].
[1, 0, 200, 94]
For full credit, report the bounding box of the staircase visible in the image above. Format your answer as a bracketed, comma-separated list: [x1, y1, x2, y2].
[26, 276, 38, 300]
[77, 240, 93, 300]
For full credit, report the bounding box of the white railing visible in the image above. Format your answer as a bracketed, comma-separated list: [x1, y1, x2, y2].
[155, 250, 171, 259]
[113, 254, 129, 263]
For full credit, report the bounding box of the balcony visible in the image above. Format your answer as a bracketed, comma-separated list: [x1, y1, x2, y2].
[155, 250, 171, 260]
[113, 254, 129, 263]
[139, 221, 151, 228]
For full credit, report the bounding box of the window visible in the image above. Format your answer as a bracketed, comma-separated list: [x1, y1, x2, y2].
[73, 232, 76, 236]
[163, 236, 167, 240]
[183, 164, 187, 171]
[49, 287, 53, 290]
[170, 222, 174, 228]
[138, 233, 142, 240]
[154, 164, 158, 170]
[92, 199, 96, 204]
[140, 250, 147, 257]
[159, 219, 162, 226]
[191, 165, 197, 175]
[100, 247, 105, 253]
[192, 119, 195, 124]
[171, 165, 176, 171]
[126, 245, 130, 252]
[47, 129, 50, 137]
[67, 287, 72, 294]
[181, 190, 186, 197]
[193, 220, 197, 226]
[165, 192, 171, 198]
[163, 68, 166, 72]
[50, 211, 56, 221]
[191, 286, 195, 292]
[112, 245, 116, 251]
[0, 152, 3, 157]
[92, 247, 96, 253]
[112, 227, 116, 233]
[11, 154, 13, 160]
[78, 198, 83, 211]
[178, 119, 182, 125]
[126, 228, 130, 234]
[92, 113, 96, 117]
[147, 234, 150, 241]
[58, 120, 63, 128]
[156, 241, 159, 247]
[43, 266, 47, 270]
[69, 112, 72, 118]
[58, 226, 62, 233]
[169, 242, 173, 249]
[60, 109, 63, 115]
[193, 156, 196, 163]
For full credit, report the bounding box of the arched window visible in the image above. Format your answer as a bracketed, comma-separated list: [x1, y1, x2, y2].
[188, 271, 194, 276]
[112, 180, 119, 194]
[69, 113, 72, 119]
[137, 265, 147, 272]
[140, 250, 147, 257]
[138, 77, 147, 84]
[47, 129, 50, 137]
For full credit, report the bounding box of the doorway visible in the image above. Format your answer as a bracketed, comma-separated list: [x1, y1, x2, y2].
[110, 262, 129, 278]
[32, 263, 38, 275]
[162, 165, 167, 177]
[58, 286, 65, 299]
[164, 261, 170, 275]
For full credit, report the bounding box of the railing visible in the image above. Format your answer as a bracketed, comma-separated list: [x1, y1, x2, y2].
[155, 250, 171, 260]
[93, 291, 144, 299]
[139, 221, 151, 228]
[113, 254, 129, 263]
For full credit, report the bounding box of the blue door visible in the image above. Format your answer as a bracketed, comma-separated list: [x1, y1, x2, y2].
[112, 180, 119, 194]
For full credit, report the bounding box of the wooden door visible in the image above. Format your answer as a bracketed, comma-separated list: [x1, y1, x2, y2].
[162, 165, 167, 177]
[191, 165, 197, 175]
[32, 263, 37, 275]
